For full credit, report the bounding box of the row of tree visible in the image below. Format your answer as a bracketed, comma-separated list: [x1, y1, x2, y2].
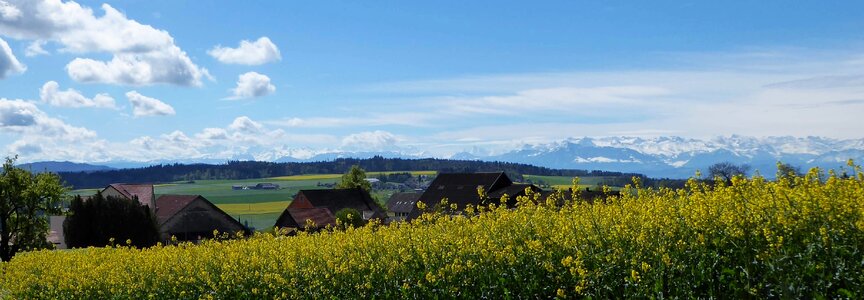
[56, 157, 640, 189]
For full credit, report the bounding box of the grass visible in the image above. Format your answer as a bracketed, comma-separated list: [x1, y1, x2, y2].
[267, 170, 437, 181]
[216, 201, 291, 216]
[522, 174, 625, 191]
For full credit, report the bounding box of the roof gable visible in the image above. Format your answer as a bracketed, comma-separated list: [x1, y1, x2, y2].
[103, 183, 154, 207]
[275, 208, 336, 229]
[155, 194, 200, 224]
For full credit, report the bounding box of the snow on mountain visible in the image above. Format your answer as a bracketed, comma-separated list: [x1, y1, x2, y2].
[486, 136, 864, 178]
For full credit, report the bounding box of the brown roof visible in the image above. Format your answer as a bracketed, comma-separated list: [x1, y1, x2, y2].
[274, 208, 336, 229]
[105, 183, 154, 207]
[154, 194, 200, 224]
[290, 188, 387, 220]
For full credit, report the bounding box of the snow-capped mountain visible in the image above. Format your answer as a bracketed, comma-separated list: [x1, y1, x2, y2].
[483, 136, 864, 178]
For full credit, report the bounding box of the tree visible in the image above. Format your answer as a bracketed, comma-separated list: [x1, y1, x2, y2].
[336, 165, 371, 192]
[706, 162, 750, 183]
[776, 162, 802, 180]
[334, 208, 365, 229]
[63, 192, 159, 248]
[0, 157, 66, 261]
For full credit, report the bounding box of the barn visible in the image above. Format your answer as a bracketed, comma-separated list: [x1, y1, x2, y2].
[275, 188, 386, 230]
[406, 172, 540, 220]
[155, 195, 247, 242]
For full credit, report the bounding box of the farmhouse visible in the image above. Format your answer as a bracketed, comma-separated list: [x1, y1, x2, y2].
[406, 172, 540, 220]
[274, 188, 386, 230]
[101, 183, 156, 209]
[386, 192, 420, 221]
[155, 195, 247, 242]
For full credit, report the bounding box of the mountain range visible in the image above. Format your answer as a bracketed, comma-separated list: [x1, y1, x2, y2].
[23, 136, 864, 179]
[474, 136, 864, 178]
[268, 136, 864, 179]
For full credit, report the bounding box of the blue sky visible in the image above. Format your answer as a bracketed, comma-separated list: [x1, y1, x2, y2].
[0, 0, 863, 162]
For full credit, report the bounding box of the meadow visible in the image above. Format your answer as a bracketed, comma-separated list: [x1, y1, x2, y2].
[5, 165, 863, 298]
[523, 174, 623, 190]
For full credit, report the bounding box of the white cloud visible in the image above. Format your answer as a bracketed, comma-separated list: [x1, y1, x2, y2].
[195, 128, 228, 141]
[0, 1, 208, 86]
[39, 81, 116, 109]
[341, 130, 399, 151]
[0, 1, 20, 20]
[208, 37, 281, 65]
[441, 86, 670, 116]
[0, 37, 24, 78]
[228, 116, 263, 132]
[0, 98, 103, 160]
[126, 91, 175, 117]
[24, 39, 47, 56]
[226, 72, 275, 99]
[266, 112, 435, 128]
[66, 45, 209, 86]
[0, 99, 38, 127]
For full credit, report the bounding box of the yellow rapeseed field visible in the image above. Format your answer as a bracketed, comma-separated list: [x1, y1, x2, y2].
[1, 164, 863, 298]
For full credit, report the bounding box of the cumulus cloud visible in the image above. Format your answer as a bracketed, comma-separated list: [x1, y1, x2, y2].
[0, 1, 208, 86]
[0, 99, 37, 127]
[226, 72, 275, 99]
[195, 127, 228, 140]
[341, 130, 398, 151]
[228, 116, 263, 133]
[39, 81, 116, 109]
[66, 47, 209, 86]
[0, 37, 25, 78]
[208, 37, 281, 65]
[126, 91, 175, 117]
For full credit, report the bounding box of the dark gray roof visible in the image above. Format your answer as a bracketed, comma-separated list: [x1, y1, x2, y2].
[487, 184, 540, 199]
[290, 188, 387, 220]
[386, 192, 420, 214]
[408, 172, 518, 220]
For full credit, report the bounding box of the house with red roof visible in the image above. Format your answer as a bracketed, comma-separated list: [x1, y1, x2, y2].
[274, 188, 386, 231]
[101, 183, 156, 210]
